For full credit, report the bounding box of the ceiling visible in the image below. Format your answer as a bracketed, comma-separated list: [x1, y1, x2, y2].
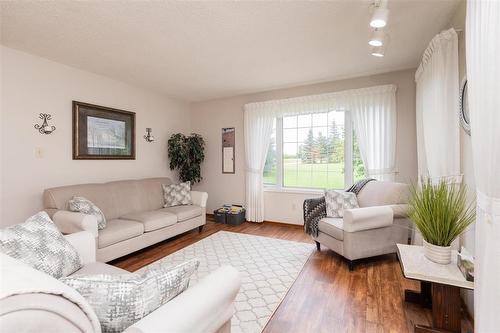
[1, 1, 460, 102]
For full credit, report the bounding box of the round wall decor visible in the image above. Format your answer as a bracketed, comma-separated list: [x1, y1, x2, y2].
[459, 77, 470, 136]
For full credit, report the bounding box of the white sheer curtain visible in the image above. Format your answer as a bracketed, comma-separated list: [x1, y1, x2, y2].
[350, 85, 397, 181]
[243, 104, 275, 222]
[243, 84, 397, 222]
[415, 28, 461, 183]
[466, 1, 500, 330]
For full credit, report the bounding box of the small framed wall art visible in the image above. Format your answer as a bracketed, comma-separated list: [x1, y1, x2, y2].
[222, 127, 235, 174]
[73, 101, 136, 160]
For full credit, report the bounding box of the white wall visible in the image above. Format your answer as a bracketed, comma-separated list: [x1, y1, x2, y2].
[0, 46, 190, 226]
[190, 69, 418, 224]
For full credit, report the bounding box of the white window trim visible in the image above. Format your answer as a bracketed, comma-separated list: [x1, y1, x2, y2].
[264, 111, 357, 191]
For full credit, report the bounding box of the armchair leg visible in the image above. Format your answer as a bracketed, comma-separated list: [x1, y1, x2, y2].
[348, 260, 355, 271]
[315, 241, 321, 251]
[198, 225, 204, 232]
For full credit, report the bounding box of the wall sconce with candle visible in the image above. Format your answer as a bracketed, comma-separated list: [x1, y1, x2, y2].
[34, 113, 56, 134]
[144, 128, 155, 142]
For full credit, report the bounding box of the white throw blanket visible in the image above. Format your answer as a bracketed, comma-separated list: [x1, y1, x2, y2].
[0, 253, 101, 333]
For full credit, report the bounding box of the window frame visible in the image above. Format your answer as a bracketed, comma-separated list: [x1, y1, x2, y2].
[264, 110, 357, 191]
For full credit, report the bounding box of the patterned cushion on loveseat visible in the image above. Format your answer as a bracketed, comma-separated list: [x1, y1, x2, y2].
[0, 211, 82, 278]
[61, 258, 199, 333]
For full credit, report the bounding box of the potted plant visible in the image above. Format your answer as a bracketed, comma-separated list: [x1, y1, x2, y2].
[408, 179, 475, 264]
[168, 133, 205, 184]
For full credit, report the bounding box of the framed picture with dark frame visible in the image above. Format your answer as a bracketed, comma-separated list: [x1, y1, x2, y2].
[72, 101, 136, 160]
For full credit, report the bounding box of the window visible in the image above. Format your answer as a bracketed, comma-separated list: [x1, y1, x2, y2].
[264, 111, 366, 190]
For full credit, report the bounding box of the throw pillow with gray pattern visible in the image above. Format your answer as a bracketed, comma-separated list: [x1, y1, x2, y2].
[68, 196, 107, 230]
[0, 211, 82, 279]
[163, 181, 192, 207]
[324, 190, 359, 218]
[61, 258, 199, 333]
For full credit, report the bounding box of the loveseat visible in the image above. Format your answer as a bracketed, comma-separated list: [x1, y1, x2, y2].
[305, 181, 412, 270]
[0, 231, 240, 333]
[43, 177, 208, 262]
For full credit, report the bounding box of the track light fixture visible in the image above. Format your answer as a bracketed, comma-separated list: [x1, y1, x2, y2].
[370, 0, 389, 28]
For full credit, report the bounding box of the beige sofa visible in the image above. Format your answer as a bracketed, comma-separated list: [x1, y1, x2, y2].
[306, 181, 412, 270]
[0, 231, 241, 333]
[43, 177, 208, 262]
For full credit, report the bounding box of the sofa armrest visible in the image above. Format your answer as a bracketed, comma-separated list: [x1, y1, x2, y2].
[64, 231, 96, 265]
[52, 211, 98, 238]
[343, 206, 393, 232]
[126, 266, 240, 333]
[191, 191, 208, 208]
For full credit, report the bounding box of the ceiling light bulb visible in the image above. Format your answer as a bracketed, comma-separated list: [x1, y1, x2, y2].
[369, 29, 385, 47]
[371, 45, 385, 57]
[370, 2, 389, 28]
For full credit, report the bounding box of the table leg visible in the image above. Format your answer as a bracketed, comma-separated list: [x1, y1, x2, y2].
[404, 281, 432, 309]
[431, 283, 461, 332]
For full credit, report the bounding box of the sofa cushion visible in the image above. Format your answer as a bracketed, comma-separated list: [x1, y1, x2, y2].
[318, 217, 344, 241]
[61, 259, 199, 333]
[121, 211, 177, 232]
[161, 205, 202, 222]
[73, 262, 129, 276]
[98, 219, 144, 249]
[0, 211, 82, 278]
[162, 182, 192, 207]
[68, 196, 107, 230]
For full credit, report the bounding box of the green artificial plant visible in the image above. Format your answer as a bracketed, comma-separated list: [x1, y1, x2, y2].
[167, 133, 205, 184]
[408, 178, 476, 247]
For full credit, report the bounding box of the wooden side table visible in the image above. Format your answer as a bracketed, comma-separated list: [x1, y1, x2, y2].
[397, 244, 474, 333]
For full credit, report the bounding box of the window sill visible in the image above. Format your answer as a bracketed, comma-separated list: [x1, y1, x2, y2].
[263, 187, 325, 195]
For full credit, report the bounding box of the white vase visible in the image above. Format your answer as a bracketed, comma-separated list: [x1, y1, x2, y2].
[423, 240, 452, 264]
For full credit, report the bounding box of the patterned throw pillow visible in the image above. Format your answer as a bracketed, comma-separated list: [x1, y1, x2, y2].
[0, 211, 82, 279]
[68, 196, 107, 230]
[61, 258, 199, 333]
[163, 181, 192, 207]
[324, 190, 359, 218]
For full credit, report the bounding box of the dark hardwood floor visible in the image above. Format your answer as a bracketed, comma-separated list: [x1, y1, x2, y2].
[111, 218, 473, 333]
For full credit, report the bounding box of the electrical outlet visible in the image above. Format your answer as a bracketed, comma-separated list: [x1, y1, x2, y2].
[34, 147, 44, 159]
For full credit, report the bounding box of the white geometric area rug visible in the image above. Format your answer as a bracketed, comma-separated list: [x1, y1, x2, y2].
[139, 231, 314, 333]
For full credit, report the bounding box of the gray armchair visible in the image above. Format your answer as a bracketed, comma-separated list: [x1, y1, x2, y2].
[304, 181, 412, 270]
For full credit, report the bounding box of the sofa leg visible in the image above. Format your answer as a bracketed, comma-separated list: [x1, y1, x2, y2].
[198, 225, 204, 232]
[315, 241, 321, 251]
[348, 260, 355, 271]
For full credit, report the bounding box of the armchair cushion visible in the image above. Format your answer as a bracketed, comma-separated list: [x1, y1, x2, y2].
[324, 190, 359, 217]
[0, 212, 82, 279]
[318, 218, 344, 241]
[343, 206, 393, 232]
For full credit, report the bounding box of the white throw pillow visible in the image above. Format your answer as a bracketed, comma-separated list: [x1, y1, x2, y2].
[324, 190, 359, 217]
[68, 196, 107, 230]
[163, 181, 192, 207]
[0, 211, 82, 278]
[61, 258, 199, 333]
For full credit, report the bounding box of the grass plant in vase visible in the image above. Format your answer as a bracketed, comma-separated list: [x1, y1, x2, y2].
[408, 179, 475, 264]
